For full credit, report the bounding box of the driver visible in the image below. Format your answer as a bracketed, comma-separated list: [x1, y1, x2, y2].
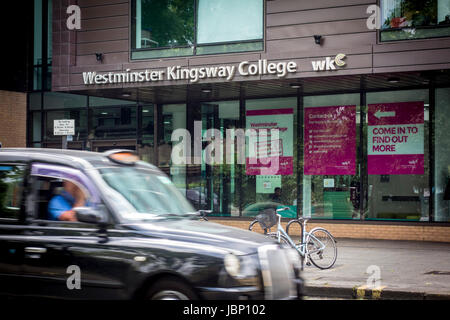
[48, 180, 86, 221]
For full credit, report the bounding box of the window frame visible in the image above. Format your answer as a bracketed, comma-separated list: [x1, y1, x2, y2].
[130, 0, 265, 59]
[28, 163, 102, 224]
[379, 0, 450, 42]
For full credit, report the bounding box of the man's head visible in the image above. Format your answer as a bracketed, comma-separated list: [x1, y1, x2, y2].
[63, 180, 79, 197]
[274, 187, 282, 196]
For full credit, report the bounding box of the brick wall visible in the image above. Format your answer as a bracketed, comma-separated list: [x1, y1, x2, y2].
[212, 219, 450, 243]
[0, 90, 27, 148]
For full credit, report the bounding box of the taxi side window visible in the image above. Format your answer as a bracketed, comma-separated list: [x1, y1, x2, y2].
[35, 176, 90, 221]
[0, 165, 26, 220]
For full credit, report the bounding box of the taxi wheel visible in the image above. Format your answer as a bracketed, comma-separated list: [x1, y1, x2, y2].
[146, 277, 198, 300]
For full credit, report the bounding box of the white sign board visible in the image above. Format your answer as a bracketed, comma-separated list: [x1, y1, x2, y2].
[54, 119, 75, 136]
[324, 178, 335, 188]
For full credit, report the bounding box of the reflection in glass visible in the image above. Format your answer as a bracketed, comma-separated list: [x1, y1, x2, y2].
[138, 105, 155, 165]
[381, 0, 450, 41]
[134, 0, 194, 49]
[366, 90, 429, 221]
[434, 88, 450, 222]
[89, 107, 136, 140]
[243, 98, 298, 218]
[303, 94, 360, 220]
[197, 0, 263, 44]
[45, 110, 88, 141]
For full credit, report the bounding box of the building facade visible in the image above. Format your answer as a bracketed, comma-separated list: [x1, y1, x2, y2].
[25, 0, 450, 239]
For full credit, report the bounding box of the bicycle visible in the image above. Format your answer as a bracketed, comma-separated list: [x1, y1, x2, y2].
[251, 207, 338, 270]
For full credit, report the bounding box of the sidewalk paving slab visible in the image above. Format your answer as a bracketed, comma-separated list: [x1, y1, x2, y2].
[301, 238, 450, 300]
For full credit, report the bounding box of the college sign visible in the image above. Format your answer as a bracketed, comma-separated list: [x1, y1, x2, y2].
[82, 59, 298, 85]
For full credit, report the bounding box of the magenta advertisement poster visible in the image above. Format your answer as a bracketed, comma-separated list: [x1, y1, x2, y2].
[368, 101, 424, 175]
[246, 108, 293, 175]
[304, 105, 356, 175]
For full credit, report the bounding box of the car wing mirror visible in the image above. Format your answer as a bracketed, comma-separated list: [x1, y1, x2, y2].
[74, 206, 106, 224]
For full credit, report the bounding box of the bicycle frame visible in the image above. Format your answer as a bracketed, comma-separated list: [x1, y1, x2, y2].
[273, 213, 327, 269]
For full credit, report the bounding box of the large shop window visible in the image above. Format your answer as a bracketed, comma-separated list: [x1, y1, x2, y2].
[381, 0, 450, 41]
[185, 101, 240, 217]
[131, 0, 263, 59]
[303, 94, 360, 220]
[242, 97, 298, 219]
[435, 88, 450, 222]
[88, 107, 137, 141]
[366, 90, 430, 221]
[159, 104, 187, 192]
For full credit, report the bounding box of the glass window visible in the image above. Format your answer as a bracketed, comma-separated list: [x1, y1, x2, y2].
[89, 107, 137, 140]
[133, 0, 195, 50]
[186, 101, 241, 217]
[242, 97, 298, 219]
[138, 105, 155, 164]
[100, 167, 194, 220]
[89, 96, 136, 107]
[303, 94, 360, 220]
[434, 87, 450, 222]
[43, 92, 87, 110]
[366, 89, 430, 221]
[29, 92, 42, 111]
[45, 110, 88, 141]
[159, 104, 186, 191]
[0, 165, 25, 220]
[131, 0, 264, 58]
[381, 0, 450, 41]
[32, 112, 42, 142]
[197, 0, 263, 44]
[33, 0, 43, 66]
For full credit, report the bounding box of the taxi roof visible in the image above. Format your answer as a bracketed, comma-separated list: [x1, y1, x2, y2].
[0, 148, 158, 171]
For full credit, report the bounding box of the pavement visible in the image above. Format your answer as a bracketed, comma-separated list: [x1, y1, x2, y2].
[300, 238, 450, 300]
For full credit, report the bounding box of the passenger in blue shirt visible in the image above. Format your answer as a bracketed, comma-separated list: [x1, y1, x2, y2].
[48, 180, 85, 221]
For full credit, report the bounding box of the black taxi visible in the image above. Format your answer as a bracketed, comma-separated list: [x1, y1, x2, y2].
[0, 148, 303, 300]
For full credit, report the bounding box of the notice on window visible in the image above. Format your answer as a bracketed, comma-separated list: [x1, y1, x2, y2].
[256, 175, 282, 194]
[246, 108, 293, 175]
[368, 101, 424, 175]
[304, 105, 356, 175]
[54, 119, 75, 136]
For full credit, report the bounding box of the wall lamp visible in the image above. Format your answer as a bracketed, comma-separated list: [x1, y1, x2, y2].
[95, 53, 104, 62]
[313, 35, 322, 45]
[387, 77, 400, 83]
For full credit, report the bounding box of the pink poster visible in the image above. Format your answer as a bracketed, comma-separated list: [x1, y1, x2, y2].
[304, 105, 356, 175]
[368, 101, 424, 175]
[246, 108, 293, 175]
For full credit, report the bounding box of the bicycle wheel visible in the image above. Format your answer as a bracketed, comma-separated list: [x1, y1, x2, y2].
[306, 228, 337, 269]
[266, 232, 292, 248]
[248, 220, 269, 234]
[286, 219, 303, 237]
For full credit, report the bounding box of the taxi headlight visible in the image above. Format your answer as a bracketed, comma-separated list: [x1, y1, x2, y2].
[224, 253, 258, 279]
[224, 254, 240, 278]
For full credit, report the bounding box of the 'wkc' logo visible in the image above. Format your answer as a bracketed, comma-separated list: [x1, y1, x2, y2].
[312, 53, 347, 71]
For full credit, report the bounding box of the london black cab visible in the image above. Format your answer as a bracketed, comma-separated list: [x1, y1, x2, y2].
[0, 148, 303, 300]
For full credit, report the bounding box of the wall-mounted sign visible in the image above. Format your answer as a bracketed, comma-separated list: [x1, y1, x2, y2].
[368, 101, 424, 175]
[256, 175, 282, 194]
[246, 108, 294, 176]
[54, 119, 75, 136]
[312, 53, 347, 71]
[304, 105, 356, 175]
[82, 59, 297, 85]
